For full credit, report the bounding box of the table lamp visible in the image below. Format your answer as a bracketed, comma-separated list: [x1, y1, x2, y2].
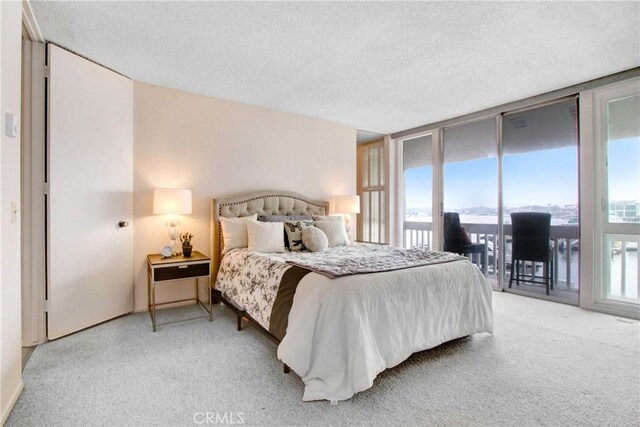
[334, 195, 360, 233]
[153, 188, 192, 254]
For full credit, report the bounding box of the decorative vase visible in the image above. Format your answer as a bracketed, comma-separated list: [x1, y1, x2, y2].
[182, 246, 193, 257]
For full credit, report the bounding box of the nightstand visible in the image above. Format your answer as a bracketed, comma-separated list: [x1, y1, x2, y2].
[147, 251, 212, 331]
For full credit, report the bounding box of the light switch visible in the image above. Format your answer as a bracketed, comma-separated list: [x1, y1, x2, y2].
[5, 113, 19, 138]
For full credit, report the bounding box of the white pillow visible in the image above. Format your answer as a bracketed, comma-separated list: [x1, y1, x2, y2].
[314, 219, 349, 247]
[247, 221, 285, 253]
[302, 227, 329, 252]
[219, 214, 257, 253]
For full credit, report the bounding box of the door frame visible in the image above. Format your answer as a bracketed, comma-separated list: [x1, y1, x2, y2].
[21, 37, 47, 346]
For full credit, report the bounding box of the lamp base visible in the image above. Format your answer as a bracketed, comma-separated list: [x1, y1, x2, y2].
[167, 215, 180, 255]
[344, 215, 351, 233]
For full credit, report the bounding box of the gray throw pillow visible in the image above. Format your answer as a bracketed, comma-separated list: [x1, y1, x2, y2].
[258, 214, 312, 222]
[284, 220, 314, 251]
[312, 215, 342, 221]
[302, 227, 329, 253]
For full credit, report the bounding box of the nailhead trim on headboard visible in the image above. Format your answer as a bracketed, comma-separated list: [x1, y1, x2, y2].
[219, 194, 326, 209]
[218, 195, 327, 214]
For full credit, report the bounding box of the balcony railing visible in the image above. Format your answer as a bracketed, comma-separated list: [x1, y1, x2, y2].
[404, 221, 580, 290]
[605, 234, 640, 302]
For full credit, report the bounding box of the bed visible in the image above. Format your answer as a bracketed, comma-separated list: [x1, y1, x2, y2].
[211, 190, 493, 402]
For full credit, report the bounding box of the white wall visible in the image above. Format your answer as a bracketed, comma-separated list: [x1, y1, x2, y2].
[1, 0, 24, 423]
[133, 82, 356, 311]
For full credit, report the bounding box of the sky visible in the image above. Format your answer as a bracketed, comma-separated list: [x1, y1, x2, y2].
[608, 137, 640, 201]
[404, 137, 639, 211]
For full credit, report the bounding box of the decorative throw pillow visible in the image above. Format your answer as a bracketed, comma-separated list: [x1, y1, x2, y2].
[314, 219, 349, 247]
[258, 215, 287, 223]
[258, 214, 313, 248]
[284, 220, 314, 251]
[219, 214, 258, 254]
[312, 215, 342, 221]
[301, 227, 329, 253]
[247, 221, 285, 253]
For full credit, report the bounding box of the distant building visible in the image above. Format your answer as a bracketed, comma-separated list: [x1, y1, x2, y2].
[610, 200, 639, 222]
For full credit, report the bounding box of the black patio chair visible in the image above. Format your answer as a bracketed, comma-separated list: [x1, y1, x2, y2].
[509, 212, 553, 295]
[444, 212, 487, 275]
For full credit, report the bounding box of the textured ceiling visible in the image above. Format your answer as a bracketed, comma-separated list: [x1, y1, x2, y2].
[31, 1, 639, 134]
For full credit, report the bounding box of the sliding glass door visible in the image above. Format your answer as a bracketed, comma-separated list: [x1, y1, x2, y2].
[502, 99, 580, 304]
[396, 79, 639, 315]
[398, 99, 581, 304]
[402, 135, 434, 249]
[443, 118, 499, 286]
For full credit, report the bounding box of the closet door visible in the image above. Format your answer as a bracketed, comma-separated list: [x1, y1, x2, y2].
[47, 45, 133, 339]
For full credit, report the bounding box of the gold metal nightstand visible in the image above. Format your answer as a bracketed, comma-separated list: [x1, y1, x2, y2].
[146, 251, 212, 331]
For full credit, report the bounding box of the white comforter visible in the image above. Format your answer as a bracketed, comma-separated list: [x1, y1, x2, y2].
[277, 259, 493, 402]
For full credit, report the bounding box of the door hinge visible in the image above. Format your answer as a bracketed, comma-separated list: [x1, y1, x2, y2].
[44, 299, 49, 312]
[43, 182, 49, 195]
[601, 197, 606, 210]
[43, 65, 50, 79]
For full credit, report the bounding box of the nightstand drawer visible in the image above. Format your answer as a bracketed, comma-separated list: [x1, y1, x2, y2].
[154, 262, 210, 281]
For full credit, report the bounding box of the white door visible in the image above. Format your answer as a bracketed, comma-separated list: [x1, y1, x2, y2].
[47, 45, 133, 339]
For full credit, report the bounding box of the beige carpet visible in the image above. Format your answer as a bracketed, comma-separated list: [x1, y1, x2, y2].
[7, 291, 640, 426]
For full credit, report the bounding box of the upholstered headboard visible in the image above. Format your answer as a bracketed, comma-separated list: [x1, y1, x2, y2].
[211, 190, 329, 281]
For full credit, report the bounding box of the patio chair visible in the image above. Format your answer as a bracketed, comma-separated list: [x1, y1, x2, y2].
[509, 212, 553, 295]
[444, 212, 487, 275]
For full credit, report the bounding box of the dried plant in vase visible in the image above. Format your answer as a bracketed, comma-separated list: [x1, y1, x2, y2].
[179, 232, 194, 257]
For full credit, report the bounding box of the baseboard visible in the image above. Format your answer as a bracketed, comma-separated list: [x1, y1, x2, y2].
[584, 302, 640, 321]
[1, 379, 24, 426]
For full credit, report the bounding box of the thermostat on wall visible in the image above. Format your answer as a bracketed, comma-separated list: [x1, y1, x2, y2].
[5, 113, 19, 138]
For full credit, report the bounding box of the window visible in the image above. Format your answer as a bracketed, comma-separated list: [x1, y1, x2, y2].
[358, 141, 386, 243]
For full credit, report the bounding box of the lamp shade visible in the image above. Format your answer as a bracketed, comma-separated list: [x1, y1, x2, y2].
[153, 188, 192, 215]
[334, 195, 360, 214]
